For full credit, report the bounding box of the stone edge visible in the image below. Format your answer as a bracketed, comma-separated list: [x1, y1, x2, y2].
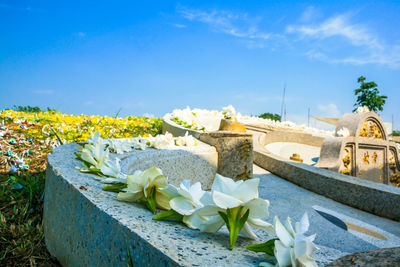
[253, 145, 400, 221]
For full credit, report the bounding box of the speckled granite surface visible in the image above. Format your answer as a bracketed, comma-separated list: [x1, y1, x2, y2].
[44, 144, 400, 267]
[326, 247, 400, 266]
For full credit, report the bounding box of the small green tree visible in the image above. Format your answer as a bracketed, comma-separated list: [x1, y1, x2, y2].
[353, 76, 387, 112]
[258, 112, 281, 121]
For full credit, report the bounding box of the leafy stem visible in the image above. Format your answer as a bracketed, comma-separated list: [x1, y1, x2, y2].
[218, 206, 250, 250]
[138, 186, 157, 214]
[152, 209, 183, 221]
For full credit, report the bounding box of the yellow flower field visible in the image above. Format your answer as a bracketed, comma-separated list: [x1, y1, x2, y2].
[0, 109, 162, 266]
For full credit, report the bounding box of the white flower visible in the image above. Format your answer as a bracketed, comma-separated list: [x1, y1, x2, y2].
[98, 157, 127, 182]
[175, 132, 199, 147]
[147, 132, 175, 149]
[130, 136, 148, 150]
[356, 106, 370, 114]
[222, 105, 236, 119]
[194, 175, 273, 239]
[117, 166, 170, 213]
[159, 180, 212, 228]
[107, 139, 133, 154]
[336, 127, 350, 137]
[274, 213, 318, 267]
[86, 131, 106, 145]
[80, 142, 109, 170]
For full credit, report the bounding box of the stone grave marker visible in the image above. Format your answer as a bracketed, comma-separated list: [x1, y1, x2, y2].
[317, 111, 400, 186]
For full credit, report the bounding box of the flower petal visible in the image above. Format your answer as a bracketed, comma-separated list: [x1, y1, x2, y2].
[274, 240, 292, 267]
[295, 212, 309, 235]
[247, 217, 274, 235]
[117, 192, 142, 202]
[212, 190, 242, 209]
[143, 166, 164, 181]
[231, 178, 259, 202]
[182, 213, 206, 230]
[156, 191, 170, 210]
[195, 205, 222, 216]
[199, 191, 214, 206]
[239, 222, 257, 239]
[80, 149, 97, 166]
[159, 184, 180, 200]
[243, 198, 269, 219]
[274, 216, 294, 247]
[211, 174, 240, 195]
[170, 196, 196, 216]
[152, 175, 168, 189]
[198, 215, 225, 233]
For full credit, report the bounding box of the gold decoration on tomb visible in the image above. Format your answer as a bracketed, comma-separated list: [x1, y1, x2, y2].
[372, 152, 378, 164]
[363, 152, 370, 164]
[290, 153, 303, 163]
[219, 118, 246, 133]
[341, 149, 351, 175]
[358, 121, 383, 139]
[390, 173, 400, 187]
[389, 151, 397, 170]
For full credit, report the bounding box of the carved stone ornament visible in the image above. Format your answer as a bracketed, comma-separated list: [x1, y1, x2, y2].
[316, 111, 400, 187]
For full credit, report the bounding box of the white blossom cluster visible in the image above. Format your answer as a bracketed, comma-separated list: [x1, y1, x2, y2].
[76, 132, 199, 183]
[168, 106, 334, 137]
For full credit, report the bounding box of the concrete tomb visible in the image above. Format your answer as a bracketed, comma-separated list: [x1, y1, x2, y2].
[317, 111, 400, 187]
[163, 115, 253, 180]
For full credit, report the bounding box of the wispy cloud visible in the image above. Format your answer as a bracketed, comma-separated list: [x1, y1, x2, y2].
[178, 6, 272, 40]
[0, 4, 44, 12]
[178, 6, 400, 68]
[317, 103, 341, 117]
[84, 101, 94, 106]
[171, 23, 187, 28]
[287, 14, 382, 49]
[33, 90, 54, 95]
[299, 6, 322, 22]
[142, 113, 155, 118]
[76, 32, 86, 37]
[287, 13, 400, 68]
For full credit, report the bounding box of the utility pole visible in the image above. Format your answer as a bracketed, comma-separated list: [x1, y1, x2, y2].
[283, 104, 287, 121]
[280, 84, 286, 121]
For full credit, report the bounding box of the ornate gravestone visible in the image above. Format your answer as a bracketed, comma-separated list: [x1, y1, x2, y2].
[317, 111, 400, 187]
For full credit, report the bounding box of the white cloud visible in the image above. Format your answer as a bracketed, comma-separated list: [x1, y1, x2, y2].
[171, 23, 187, 28]
[84, 101, 94, 106]
[299, 6, 321, 22]
[178, 6, 400, 68]
[33, 90, 54, 95]
[287, 14, 381, 50]
[287, 13, 400, 68]
[142, 113, 155, 118]
[76, 32, 86, 37]
[178, 6, 272, 40]
[317, 103, 341, 117]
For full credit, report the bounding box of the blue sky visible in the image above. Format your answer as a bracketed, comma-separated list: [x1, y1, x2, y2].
[1, 1, 399, 130]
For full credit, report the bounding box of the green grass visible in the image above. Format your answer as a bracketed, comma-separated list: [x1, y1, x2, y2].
[0, 110, 163, 266]
[0, 171, 60, 266]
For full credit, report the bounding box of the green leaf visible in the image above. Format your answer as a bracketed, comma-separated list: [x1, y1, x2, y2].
[145, 186, 157, 214]
[238, 209, 250, 230]
[102, 183, 127, 192]
[126, 241, 134, 267]
[153, 209, 183, 221]
[218, 211, 230, 229]
[246, 238, 278, 256]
